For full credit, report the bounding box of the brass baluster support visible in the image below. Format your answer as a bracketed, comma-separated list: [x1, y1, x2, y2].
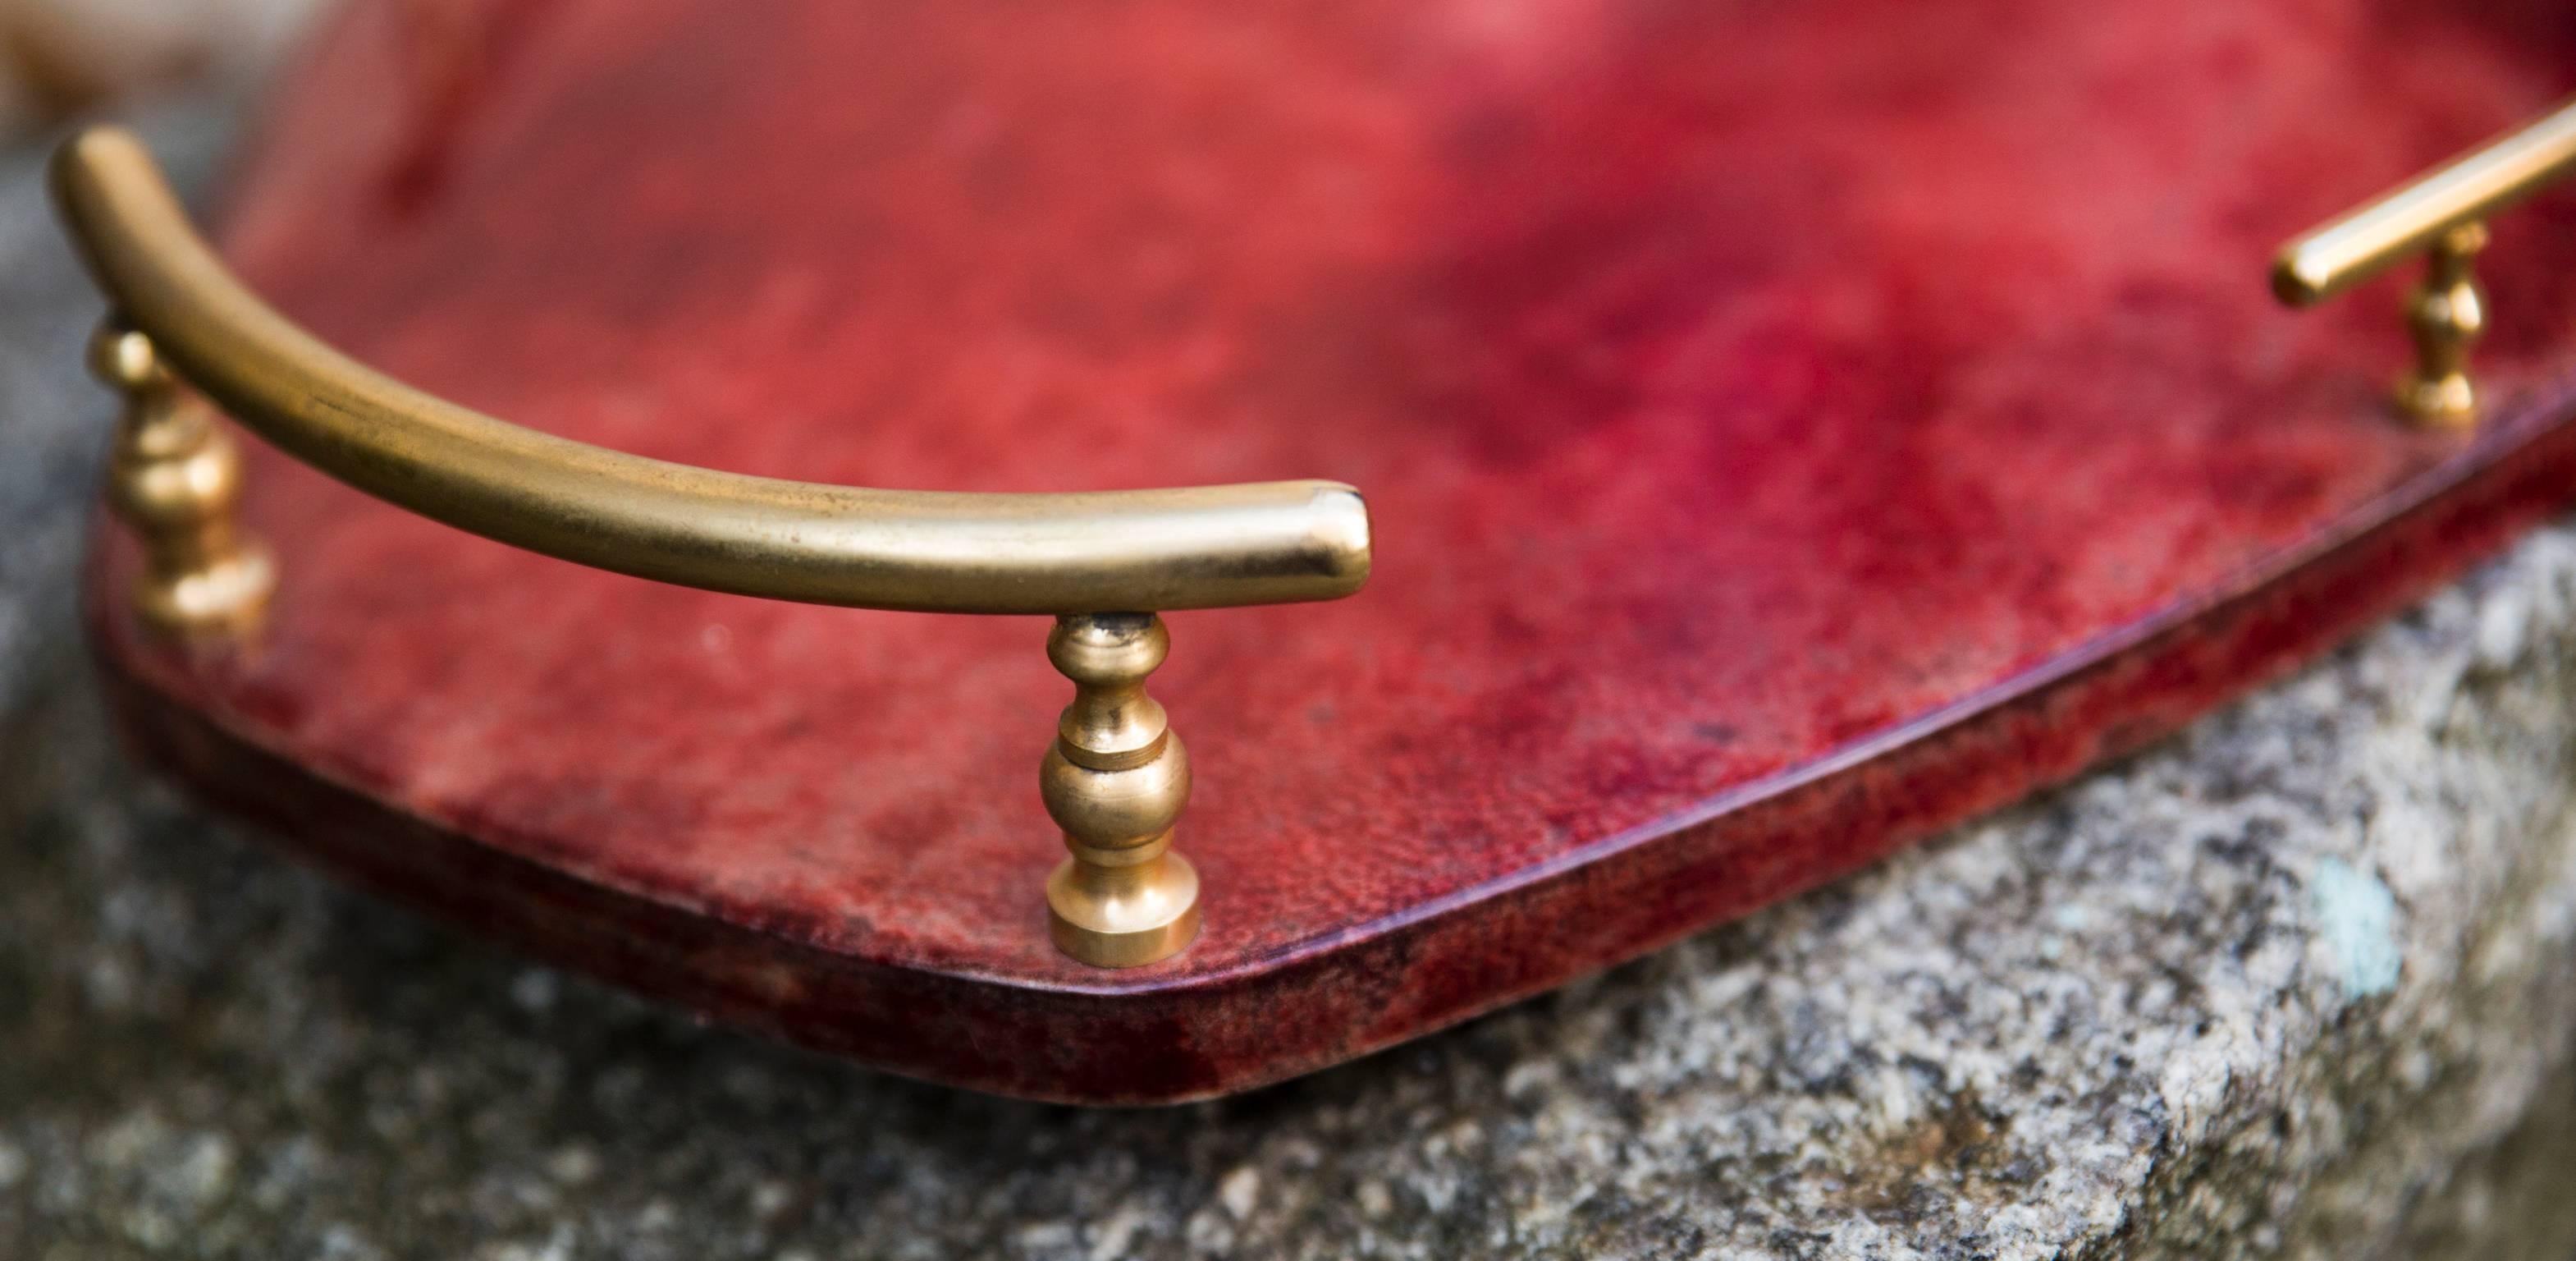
[1041, 613, 1201, 967]
[2395, 222, 2487, 427]
[91, 322, 273, 634]
[2272, 98, 2576, 430]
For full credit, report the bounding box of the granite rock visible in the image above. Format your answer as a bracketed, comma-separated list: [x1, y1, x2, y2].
[2, 106, 2574, 1261]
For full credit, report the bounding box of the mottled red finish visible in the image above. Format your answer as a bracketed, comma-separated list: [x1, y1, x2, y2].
[89, 0, 2576, 1102]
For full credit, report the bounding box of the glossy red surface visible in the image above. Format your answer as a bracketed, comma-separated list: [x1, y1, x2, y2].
[92, 0, 2576, 1101]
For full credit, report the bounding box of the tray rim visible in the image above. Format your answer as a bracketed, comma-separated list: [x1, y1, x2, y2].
[87, 368, 2576, 1102]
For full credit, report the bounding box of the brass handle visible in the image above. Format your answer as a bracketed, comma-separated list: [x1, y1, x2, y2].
[2272, 99, 2576, 426]
[50, 126, 1370, 615]
[52, 125, 1376, 968]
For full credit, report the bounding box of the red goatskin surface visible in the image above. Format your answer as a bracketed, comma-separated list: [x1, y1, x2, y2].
[90, 0, 2576, 1102]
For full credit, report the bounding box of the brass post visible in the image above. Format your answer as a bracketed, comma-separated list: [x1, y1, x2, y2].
[91, 321, 273, 634]
[1041, 612, 1201, 966]
[2395, 221, 2488, 428]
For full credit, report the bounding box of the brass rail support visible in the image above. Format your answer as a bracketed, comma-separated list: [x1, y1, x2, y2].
[2395, 222, 2488, 427]
[1041, 613, 1200, 966]
[2273, 98, 2576, 430]
[91, 322, 272, 634]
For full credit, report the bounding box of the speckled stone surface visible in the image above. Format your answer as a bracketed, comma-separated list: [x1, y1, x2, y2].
[7, 106, 2576, 1261]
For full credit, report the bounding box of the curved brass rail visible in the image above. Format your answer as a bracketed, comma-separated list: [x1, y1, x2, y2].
[48, 126, 1370, 615]
[53, 124, 1375, 970]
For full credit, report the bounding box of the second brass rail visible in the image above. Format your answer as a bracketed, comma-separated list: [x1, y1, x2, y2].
[2272, 100, 2576, 307]
[2272, 97, 2576, 426]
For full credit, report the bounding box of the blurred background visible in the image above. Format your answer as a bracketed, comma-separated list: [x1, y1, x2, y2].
[0, 0, 320, 139]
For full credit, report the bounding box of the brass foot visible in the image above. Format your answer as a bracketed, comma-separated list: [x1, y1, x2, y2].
[1041, 612, 1201, 967]
[2395, 222, 2487, 429]
[92, 322, 273, 635]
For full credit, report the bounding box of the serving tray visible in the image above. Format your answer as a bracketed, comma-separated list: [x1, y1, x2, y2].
[66, 0, 2576, 1102]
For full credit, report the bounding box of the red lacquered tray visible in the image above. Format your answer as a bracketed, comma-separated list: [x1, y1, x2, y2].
[86, 0, 2576, 1102]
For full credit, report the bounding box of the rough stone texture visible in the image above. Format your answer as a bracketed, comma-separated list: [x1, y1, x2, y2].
[5, 105, 2576, 1261]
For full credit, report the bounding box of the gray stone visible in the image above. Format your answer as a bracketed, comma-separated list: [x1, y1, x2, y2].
[2, 102, 2573, 1260]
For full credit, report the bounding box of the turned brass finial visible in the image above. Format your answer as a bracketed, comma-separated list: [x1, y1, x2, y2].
[1041, 612, 1200, 967]
[91, 321, 273, 634]
[2395, 222, 2488, 428]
